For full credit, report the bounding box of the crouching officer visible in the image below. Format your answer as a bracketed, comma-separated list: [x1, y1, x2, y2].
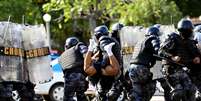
[128, 26, 160, 101]
[84, 25, 121, 101]
[59, 37, 88, 101]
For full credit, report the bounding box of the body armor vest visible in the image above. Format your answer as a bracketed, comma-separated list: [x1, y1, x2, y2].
[59, 44, 83, 70]
[170, 38, 198, 65]
[130, 36, 159, 67]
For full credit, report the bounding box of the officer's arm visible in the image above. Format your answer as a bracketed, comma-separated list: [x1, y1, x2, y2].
[189, 40, 200, 56]
[189, 40, 201, 64]
[151, 37, 160, 54]
[84, 51, 97, 76]
[158, 38, 174, 58]
[84, 39, 99, 76]
[101, 43, 120, 76]
[101, 55, 120, 76]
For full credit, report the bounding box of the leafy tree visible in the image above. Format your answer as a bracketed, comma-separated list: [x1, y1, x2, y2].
[0, 0, 42, 24]
[43, 0, 182, 50]
[115, 0, 182, 26]
[43, 0, 182, 27]
[0, 0, 183, 50]
[43, 0, 122, 49]
[169, 0, 201, 17]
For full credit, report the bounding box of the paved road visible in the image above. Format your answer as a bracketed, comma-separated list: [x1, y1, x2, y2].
[151, 61, 165, 101]
[151, 96, 165, 101]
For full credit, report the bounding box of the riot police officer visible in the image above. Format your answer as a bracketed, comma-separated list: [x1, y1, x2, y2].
[128, 26, 160, 101]
[84, 25, 121, 101]
[159, 19, 200, 101]
[59, 37, 88, 101]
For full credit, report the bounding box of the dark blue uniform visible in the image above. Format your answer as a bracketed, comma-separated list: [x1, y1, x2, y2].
[0, 83, 14, 101]
[60, 42, 88, 101]
[159, 32, 198, 101]
[129, 27, 160, 101]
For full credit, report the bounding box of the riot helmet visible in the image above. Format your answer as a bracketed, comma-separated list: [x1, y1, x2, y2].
[94, 25, 109, 41]
[168, 32, 180, 40]
[153, 24, 161, 29]
[65, 37, 79, 50]
[194, 25, 201, 33]
[110, 23, 124, 42]
[145, 26, 160, 36]
[177, 19, 194, 39]
[99, 36, 112, 52]
[111, 23, 124, 31]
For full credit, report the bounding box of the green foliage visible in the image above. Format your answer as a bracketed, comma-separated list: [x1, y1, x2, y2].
[116, 0, 182, 26]
[170, 0, 201, 17]
[42, 0, 183, 50]
[0, 0, 42, 24]
[0, 0, 183, 50]
[44, 0, 182, 26]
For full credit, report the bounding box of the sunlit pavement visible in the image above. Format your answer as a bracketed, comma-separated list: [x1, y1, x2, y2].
[151, 96, 165, 101]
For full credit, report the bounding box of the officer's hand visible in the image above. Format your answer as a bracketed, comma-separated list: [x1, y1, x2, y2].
[193, 57, 200, 64]
[182, 67, 189, 72]
[171, 56, 181, 62]
[88, 39, 97, 52]
[104, 42, 115, 56]
[162, 67, 169, 76]
[92, 51, 100, 60]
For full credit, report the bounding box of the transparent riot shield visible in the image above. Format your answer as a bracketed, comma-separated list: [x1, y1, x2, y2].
[159, 25, 177, 42]
[120, 26, 146, 75]
[0, 22, 27, 83]
[22, 24, 53, 84]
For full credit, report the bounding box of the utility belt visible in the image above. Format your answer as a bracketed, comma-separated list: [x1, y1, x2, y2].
[63, 67, 86, 76]
[0, 46, 50, 58]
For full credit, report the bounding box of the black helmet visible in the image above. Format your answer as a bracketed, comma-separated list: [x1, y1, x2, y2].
[177, 19, 194, 32]
[99, 36, 112, 52]
[94, 25, 109, 40]
[168, 32, 180, 40]
[194, 25, 201, 33]
[65, 37, 79, 49]
[177, 19, 194, 38]
[111, 23, 124, 31]
[153, 24, 161, 29]
[145, 26, 160, 36]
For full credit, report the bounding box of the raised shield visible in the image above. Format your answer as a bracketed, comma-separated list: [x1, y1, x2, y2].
[0, 22, 28, 83]
[120, 26, 146, 75]
[22, 25, 53, 84]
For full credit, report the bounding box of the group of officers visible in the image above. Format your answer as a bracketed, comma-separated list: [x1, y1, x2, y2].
[1, 17, 200, 101]
[60, 18, 201, 101]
